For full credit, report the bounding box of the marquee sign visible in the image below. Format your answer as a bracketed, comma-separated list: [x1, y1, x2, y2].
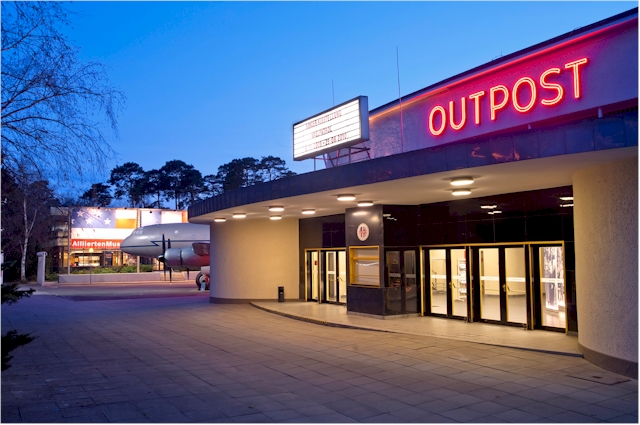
[293, 96, 369, 161]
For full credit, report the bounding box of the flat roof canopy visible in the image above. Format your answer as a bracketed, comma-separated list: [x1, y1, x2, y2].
[190, 145, 637, 223]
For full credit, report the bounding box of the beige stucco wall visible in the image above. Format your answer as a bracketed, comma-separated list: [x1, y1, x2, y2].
[208, 218, 299, 301]
[573, 156, 638, 364]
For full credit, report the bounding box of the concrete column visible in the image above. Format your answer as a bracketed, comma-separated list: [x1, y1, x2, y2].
[36, 251, 48, 286]
[573, 156, 638, 378]
[208, 218, 299, 303]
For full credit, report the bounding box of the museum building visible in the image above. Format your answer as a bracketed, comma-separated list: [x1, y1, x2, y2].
[189, 9, 638, 378]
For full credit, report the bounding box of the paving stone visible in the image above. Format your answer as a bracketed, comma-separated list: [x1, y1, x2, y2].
[2, 292, 637, 424]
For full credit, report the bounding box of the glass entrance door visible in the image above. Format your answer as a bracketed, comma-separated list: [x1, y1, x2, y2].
[385, 249, 418, 314]
[424, 248, 468, 319]
[305, 249, 347, 305]
[474, 246, 528, 326]
[532, 245, 566, 330]
[306, 250, 319, 301]
[325, 251, 337, 303]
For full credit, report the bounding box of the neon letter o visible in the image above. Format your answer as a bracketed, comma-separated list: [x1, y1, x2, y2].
[512, 77, 537, 113]
[429, 105, 446, 136]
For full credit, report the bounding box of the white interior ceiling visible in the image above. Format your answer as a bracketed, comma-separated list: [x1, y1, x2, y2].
[190, 147, 637, 223]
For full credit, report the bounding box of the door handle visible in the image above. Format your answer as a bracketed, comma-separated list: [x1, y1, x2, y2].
[502, 284, 506, 291]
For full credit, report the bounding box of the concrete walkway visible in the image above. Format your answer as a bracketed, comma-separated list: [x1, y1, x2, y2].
[2, 285, 637, 423]
[251, 301, 580, 357]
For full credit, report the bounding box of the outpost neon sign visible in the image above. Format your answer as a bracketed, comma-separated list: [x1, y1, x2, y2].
[428, 58, 588, 136]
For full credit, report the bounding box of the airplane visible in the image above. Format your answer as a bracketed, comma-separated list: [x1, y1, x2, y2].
[120, 222, 210, 289]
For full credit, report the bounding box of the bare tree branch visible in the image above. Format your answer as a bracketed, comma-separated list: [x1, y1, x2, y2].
[1, 1, 125, 187]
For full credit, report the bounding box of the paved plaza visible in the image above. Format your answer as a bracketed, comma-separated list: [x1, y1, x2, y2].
[1, 283, 637, 423]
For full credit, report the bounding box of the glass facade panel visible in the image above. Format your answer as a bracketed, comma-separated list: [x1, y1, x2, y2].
[350, 247, 380, 287]
[386, 251, 401, 287]
[429, 249, 447, 315]
[505, 247, 527, 324]
[326, 252, 337, 302]
[338, 251, 347, 304]
[450, 249, 467, 318]
[540, 246, 566, 328]
[480, 248, 500, 321]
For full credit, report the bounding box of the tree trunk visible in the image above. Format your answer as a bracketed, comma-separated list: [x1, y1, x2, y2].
[20, 196, 38, 282]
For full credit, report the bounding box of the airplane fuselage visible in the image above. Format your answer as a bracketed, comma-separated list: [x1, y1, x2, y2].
[120, 223, 209, 258]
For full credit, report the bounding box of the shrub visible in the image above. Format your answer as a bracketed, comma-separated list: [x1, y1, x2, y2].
[45, 272, 58, 281]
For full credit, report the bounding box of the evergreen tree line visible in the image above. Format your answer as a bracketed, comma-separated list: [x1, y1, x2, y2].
[81, 156, 296, 210]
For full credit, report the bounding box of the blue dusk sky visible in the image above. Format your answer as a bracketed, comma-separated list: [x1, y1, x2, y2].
[63, 1, 635, 182]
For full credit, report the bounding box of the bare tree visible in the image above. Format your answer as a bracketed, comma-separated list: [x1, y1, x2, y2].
[2, 165, 56, 282]
[1, 2, 125, 184]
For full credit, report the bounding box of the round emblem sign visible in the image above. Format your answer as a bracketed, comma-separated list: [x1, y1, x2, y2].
[356, 223, 370, 242]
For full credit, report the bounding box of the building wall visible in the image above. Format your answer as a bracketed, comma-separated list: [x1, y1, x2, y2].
[573, 156, 638, 378]
[209, 218, 299, 302]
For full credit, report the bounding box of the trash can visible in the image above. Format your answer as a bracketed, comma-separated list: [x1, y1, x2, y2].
[278, 286, 284, 302]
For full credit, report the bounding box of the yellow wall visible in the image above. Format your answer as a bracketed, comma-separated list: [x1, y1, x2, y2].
[208, 218, 299, 301]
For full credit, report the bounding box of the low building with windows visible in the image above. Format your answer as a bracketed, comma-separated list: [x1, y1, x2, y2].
[189, 9, 638, 378]
[50, 206, 188, 272]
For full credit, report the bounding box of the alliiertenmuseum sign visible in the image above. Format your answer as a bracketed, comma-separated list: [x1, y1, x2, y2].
[293, 96, 370, 161]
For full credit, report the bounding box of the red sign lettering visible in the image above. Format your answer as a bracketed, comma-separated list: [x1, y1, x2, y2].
[428, 58, 588, 136]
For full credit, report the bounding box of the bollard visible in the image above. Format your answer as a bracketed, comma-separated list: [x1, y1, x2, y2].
[36, 252, 48, 286]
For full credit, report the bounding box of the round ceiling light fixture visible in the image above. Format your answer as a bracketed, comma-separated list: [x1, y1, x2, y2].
[232, 213, 246, 219]
[451, 188, 472, 196]
[214, 218, 226, 222]
[268, 206, 284, 212]
[450, 177, 474, 186]
[337, 194, 356, 201]
[358, 201, 374, 207]
[270, 215, 282, 220]
[301, 209, 316, 215]
[481, 205, 497, 209]
[488, 210, 503, 215]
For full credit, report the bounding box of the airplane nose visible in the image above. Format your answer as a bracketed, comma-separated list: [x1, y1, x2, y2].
[120, 233, 148, 256]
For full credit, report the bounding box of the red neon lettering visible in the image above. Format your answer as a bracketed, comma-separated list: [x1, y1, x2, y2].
[429, 105, 446, 136]
[512, 77, 537, 113]
[468, 91, 485, 125]
[540, 68, 564, 106]
[490, 85, 509, 120]
[564, 58, 588, 99]
[448, 98, 466, 130]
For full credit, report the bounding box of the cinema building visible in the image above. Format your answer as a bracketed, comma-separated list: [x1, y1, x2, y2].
[189, 9, 638, 377]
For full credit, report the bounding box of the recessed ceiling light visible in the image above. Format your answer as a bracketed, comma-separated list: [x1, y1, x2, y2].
[232, 213, 246, 219]
[383, 213, 391, 217]
[481, 205, 497, 209]
[214, 218, 226, 222]
[301, 209, 315, 215]
[358, 201, 374, 207]
[559, 196, 573, 201]
[452, 188, 471, 196]
[337, 194, 356, 201]
[270, 215, 282, 220]
[268, 206, 284, 212]
[488, 210, 502, 215]
[450, 177, 474, 186]
[560, 204, 574, 208]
